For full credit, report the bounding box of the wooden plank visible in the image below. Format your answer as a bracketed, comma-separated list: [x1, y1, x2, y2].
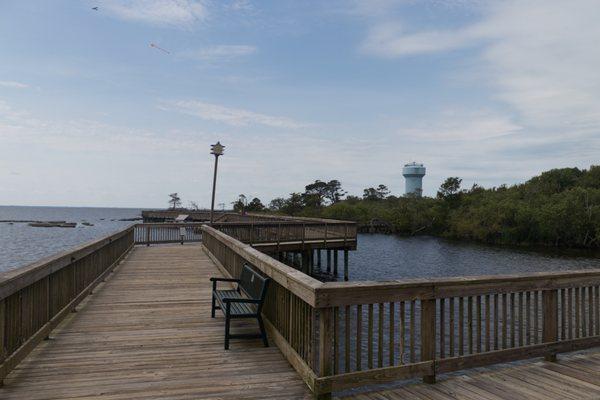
[368, 304, 374, 369]
[315, 361, 433, 393]
[356, 304, 362, 371]
[449, 297, 455, 357]
[389, 302, 395, 366]
[420, 299, 436, 383]
[438, 336, 600, 374]
[378, 303, 384, 368]
[543, 289, 558, 362]
[439, 298, 445, 359]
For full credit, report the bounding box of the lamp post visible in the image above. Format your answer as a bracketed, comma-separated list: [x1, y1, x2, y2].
[209, 141, 225, 224]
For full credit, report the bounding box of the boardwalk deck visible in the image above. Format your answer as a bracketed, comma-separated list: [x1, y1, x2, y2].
[0, 244, 311, 400]
[3, 243, 600, 399]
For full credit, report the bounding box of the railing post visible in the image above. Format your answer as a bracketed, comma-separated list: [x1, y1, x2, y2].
[543, 289, 558, 362]
[343, 250, 349, 281]
[318, 307, 333, 399]
[146, 226, 150, 247]
[421, 298, 436, 383]
[0, 298, 6, 386]
[301, 223, 306, 249]
[277, 223, 281, 253]
[324, 223, 328, 244]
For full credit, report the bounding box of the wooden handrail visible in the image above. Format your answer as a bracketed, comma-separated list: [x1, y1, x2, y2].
[0, 227, 134, 300]
[201, 225, 322, 306]
[202, 222, 600, 398]
[0, 226, 134, 384]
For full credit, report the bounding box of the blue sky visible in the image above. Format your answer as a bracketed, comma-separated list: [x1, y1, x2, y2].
[1, 0, 599, 208]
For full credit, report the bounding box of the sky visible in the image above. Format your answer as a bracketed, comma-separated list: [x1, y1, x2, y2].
[1, 0, 599, 208]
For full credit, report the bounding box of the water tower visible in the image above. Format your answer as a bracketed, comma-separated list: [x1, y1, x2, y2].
[403, 162, 426, 197]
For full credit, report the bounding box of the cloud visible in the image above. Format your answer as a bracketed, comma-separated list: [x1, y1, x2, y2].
[159, 100, 306, 129]
[359, 0, 600, 135]
[179, 45, 257, 61]
[102, 0, 208, 27]
[360, 23, 480, 57]
[0, 81, 29, 89]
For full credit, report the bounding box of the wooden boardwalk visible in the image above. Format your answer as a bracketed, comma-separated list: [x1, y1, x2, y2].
[0, 244, 311, 400]
[3, 243, 600, 399]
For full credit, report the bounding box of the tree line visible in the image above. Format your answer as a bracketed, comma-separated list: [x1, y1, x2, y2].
[244, 167, 600, 249]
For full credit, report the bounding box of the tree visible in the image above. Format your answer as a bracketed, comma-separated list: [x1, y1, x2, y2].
[437, 177, 462, 200]
[232, 194, 247, 213]
[246, 197, 265, 212]
[281, 193, 305, 215]
[304, 179, 346, 206]
[168, 193, 182, 210]
[189, 201, 200, 210]
[269, 197, 287, 211]
[363, 184, 390, 201]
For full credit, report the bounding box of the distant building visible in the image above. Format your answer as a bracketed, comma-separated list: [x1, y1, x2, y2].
[402, 162, 426, 197]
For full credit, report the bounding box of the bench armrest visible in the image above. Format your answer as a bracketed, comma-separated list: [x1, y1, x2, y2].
[209, 277, 240, 283]
[210, 277, 241, 292]
[223, 298, 262, 304]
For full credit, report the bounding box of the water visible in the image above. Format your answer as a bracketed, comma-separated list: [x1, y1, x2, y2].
[347, 234, 600, 281]
[0, 206, 142, 272]
[3, 207, 600, 278]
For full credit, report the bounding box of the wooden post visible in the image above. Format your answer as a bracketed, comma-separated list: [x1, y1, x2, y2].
[317, 250, 322, 269]
[276, 223, 281, 253]
[343, 250, 349, 281]
[301, 251, 310, 274]
[0, 298, 5, 386]
[146, 227, 150, 247]
[45, 276, 51, 340]
[543, 289, 558, 362]
[421, 299, 436, 383]
[326, 250, 331, 274]
[333, 250, 338, 276]
[318, 307, 333, 399]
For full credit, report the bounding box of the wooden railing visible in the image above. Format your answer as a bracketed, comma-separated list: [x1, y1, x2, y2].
[134, 223, 203, 245]
[201, 225, 322, 392]
[0, 227, 134, 384]
[134, 221, 357, 247]
[201, 224, 600, 398]
[213, 221, 356, 245]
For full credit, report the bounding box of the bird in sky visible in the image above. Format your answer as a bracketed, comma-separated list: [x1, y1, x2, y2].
[92, 7, 98, 11]
[150, 43, 170, 54]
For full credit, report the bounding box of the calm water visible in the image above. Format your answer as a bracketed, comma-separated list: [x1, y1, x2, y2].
[0, 206, 141, 272]
[347, 234, 600, 281]
[2, 207, 600, 278]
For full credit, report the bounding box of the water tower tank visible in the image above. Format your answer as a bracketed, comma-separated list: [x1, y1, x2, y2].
[403, 162, 426, 197]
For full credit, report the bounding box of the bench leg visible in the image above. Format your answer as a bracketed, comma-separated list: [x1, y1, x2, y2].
[225, 306, 231, 350]
[211, 294, 216, 318]
[257, 315, 269, 347]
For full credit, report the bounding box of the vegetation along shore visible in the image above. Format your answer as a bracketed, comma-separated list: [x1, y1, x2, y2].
[232, 166, 600, 249]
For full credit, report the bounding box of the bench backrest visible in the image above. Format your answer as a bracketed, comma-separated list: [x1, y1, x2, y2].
[239, 264, 270, 303]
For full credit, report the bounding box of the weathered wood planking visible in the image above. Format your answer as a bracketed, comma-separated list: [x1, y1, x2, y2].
[0, 244, 311, 400]
[339, 350, 600, 400]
